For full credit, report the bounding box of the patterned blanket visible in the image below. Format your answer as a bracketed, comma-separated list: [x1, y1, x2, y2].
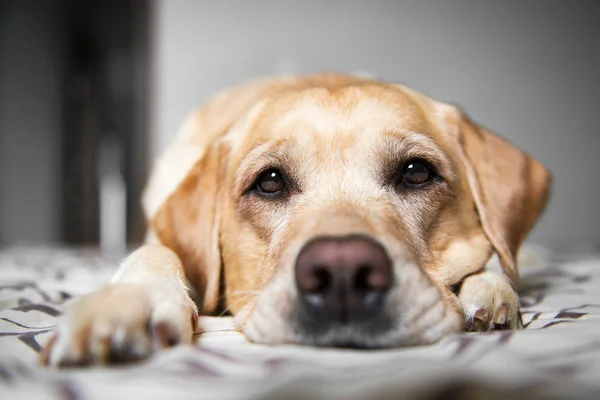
[1, 246, 599, 399]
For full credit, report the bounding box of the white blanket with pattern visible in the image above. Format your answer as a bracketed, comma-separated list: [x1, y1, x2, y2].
[1, 246, 599, 399]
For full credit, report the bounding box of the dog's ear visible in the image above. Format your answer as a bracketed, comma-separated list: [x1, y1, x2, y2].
[445, 107, 552, 285]
[143, 78, 292, 314]
[145, 98, 267, 314]
[151, 141, 226, 314]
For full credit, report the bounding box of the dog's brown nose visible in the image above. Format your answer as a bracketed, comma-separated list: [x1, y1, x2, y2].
[294, 235, 393, 324]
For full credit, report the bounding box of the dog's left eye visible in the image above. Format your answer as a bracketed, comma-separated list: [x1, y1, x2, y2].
[254, 168, 286, 196]
[398, 159, 437, 188]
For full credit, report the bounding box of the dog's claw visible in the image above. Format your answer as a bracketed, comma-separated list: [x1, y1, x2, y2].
[459, 271, 521, 332]
[493, 305, 508, 325]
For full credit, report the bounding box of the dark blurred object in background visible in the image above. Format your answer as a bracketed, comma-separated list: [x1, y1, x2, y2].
[0, 0, 151, 248]
[1, 0, 599, 249]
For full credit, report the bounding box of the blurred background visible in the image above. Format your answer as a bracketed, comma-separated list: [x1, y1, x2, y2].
[0, 0, 598, 251]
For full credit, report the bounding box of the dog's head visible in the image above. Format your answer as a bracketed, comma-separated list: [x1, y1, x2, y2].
[149, 75, 551, 348]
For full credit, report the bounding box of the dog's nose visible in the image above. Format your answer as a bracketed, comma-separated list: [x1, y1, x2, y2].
[295, 235, 393, 324]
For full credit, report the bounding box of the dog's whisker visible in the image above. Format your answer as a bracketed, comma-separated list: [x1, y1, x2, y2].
[218, 293, 259, 317]
[229, 290, 262, 296]
[215, 290, 259, 302]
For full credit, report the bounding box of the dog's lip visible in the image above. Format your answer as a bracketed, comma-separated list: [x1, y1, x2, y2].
[291, 302, 398, 346]
[300, 339, 393, 350]
[289, 326, 447, 349]
[286, 281, 462, 349]
[297, 289, 389, 324]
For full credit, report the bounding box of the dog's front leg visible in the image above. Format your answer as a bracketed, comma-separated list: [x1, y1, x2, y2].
[40, 245, 198, 367]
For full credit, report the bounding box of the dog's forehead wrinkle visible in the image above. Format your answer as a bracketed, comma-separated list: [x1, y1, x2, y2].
[271, 90, 420, 139]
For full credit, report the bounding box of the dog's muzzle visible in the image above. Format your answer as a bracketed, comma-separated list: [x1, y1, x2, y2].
[293, 235, 394, 342]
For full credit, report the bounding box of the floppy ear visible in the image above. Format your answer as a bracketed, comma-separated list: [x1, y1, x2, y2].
[151, 141, 226, 314]
[448, 108, 552, 285]
[141, 76, 298, 314]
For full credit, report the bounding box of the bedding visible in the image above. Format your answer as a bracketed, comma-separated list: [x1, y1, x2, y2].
[0, 245, 599, 399]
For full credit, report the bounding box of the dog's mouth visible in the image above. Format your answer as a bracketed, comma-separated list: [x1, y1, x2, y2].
[291, 299, 398, 349]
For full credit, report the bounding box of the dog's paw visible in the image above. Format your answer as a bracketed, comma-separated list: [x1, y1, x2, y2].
[458, 271, 521, 332]
[40, 283, 197, 367]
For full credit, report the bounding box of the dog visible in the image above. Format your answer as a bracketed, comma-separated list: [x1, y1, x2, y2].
[41, 74, 551, 366]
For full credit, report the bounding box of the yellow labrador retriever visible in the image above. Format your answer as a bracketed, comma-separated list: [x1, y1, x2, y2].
[42, 74, 551, 366]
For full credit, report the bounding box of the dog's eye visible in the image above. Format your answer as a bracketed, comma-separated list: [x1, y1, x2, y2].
[255, 169, 286, 195]
[399, 159, 435, 188]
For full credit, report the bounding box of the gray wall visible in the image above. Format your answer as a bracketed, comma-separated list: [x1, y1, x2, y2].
[151, 0, 600, 247]
[0, 1, 64, 244]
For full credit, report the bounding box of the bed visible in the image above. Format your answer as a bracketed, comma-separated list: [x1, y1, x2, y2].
[1, 245, 599, 399]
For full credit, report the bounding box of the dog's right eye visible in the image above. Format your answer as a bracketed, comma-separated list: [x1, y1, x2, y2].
[254, 168, 287, 196]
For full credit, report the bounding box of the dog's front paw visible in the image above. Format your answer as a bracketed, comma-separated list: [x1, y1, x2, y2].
[40, 284, 197, 367]
[458, 271, 521, 332]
